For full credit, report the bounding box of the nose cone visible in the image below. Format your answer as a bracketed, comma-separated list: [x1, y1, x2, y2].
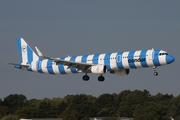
[166, 55, 175, 64]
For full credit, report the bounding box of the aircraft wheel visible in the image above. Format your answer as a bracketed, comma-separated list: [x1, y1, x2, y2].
[82, 75, 90, 81]
[98, 75, 105, 82]
[154, 72, 158, 76]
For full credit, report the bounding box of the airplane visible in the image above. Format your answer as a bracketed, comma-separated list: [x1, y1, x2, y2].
[7, 38, 175, 82]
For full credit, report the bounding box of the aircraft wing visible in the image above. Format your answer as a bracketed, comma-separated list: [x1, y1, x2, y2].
[35, 47, 93, 72]
[51, 57, 93, 71]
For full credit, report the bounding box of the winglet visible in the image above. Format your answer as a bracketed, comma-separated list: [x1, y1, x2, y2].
[35, 46, 43, 57]
[35, 46, 51, 59]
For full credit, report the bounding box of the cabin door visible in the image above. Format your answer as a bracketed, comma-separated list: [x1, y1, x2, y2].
[148, 49, 154, 60]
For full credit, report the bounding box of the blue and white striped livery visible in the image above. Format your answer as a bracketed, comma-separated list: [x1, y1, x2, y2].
[8, 38, 175, 82]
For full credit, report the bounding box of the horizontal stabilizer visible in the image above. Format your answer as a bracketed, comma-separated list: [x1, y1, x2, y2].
[6, 62, 30, 69]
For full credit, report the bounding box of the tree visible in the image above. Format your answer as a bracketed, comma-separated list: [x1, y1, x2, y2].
[0, 106, 9, 118]
[134, 102, 160, 120]
[59, 108, 79, 120]
[0, 90, 178, 119]
[38, 98, 58, 118]
[3, 94, 27, 114]
[134, 99, 172, 120]
[1, 115, 19, 120]
[0, 99, 2, 106]
[25, 98, 41, 118]
[96, 93, 118, 117]
[118, 90, 151, 117]
[65, 94, 97, 119]
[15, 107, 34, 119]
[168, 95, 180, 119]
[57, 100, 67, 115]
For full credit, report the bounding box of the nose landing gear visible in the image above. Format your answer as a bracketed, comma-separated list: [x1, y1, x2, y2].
[153, 66, 158, 76]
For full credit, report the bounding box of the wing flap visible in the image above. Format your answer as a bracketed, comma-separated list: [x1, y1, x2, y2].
[51, 58, 92, 71]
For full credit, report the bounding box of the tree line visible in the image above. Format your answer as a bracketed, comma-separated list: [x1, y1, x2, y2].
[0, 90, 180, 120]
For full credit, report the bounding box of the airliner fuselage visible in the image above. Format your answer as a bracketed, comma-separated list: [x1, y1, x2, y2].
[9, 38, 175, 82]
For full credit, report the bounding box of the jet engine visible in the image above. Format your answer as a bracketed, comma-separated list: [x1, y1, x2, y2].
[90, 65, 107, 74]
[110, 69, 130, 76]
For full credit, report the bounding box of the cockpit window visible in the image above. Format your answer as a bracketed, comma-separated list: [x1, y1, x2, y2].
[159, 53, 168, 56]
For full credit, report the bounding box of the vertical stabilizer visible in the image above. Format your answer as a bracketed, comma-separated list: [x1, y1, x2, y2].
[16, 38, 39, 65]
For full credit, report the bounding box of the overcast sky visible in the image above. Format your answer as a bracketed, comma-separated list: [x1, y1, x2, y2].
[0, 0, 179, 99]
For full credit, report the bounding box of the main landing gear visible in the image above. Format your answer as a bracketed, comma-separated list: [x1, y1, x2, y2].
[153, 66, 158, 76]
[98, 75, 105, 82]
[82, 74, 105, 82]
[82, 75, 89, 81]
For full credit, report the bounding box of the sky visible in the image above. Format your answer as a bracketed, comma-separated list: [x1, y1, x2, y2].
[0, 0, 179, 100]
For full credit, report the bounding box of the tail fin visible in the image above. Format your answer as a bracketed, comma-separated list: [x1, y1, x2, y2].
[16, 38, 39, 65]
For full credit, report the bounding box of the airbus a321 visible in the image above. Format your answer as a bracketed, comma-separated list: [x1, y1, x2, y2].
[7, 38, 175, 82]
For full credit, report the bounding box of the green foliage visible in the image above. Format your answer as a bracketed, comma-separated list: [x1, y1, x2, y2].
[133, 92, 175, 120]
[59, 108, 79, 120]
[1, 115, 19, 120]
[3, 94, 27, 114]
[96, 93, 118, 117]
[65, 94, 97, 119]
[168, 95, 180, 118]
[15, 107, 33, 119]
[118, 90, 151, 117]
[0, 99, 2, 106]
[0, 106, 9, 118]
[0, 91, 179, 119]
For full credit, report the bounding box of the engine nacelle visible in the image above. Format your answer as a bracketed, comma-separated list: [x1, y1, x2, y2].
[110, 69, 130, 76]
[90, 65, 107, 74]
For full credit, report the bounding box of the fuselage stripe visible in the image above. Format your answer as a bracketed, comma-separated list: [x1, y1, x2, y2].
[93, 54, 100, 64]
[153, 50, 161, 66]
[140, 50, 148, 67]
[104, 53, 111, 70]
[58, 57, 67, 74]
[37, 58, 44, 73]
[116, 52, 124, 69]
[81, 55, 88, 63]
[47, 60, 55, 74]
[128, 51, 136, 68]
[70, 56, 78, 73]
